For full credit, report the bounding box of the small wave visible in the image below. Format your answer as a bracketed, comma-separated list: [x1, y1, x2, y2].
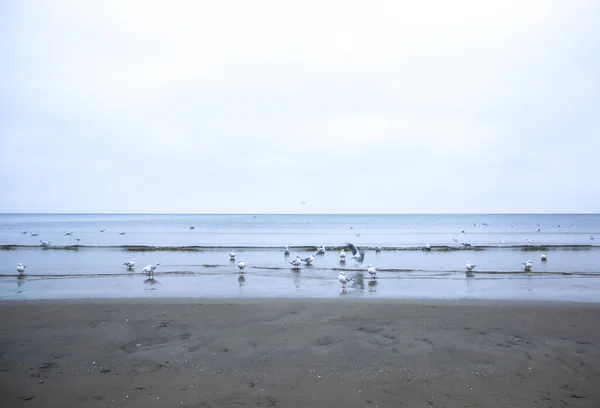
[0, 244, 597, 252]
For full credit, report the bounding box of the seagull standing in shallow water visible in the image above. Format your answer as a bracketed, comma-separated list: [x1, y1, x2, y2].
[523, 260, 533, 271]
[541, 252, 547, 261]
[338, 272, 353, 291]
[30, 232, 39, 237]
[123, 259, 135, 269]
[16, 263, 27, 275]
[424, 243, 431, 250]
[40, 240, 51, 247]
[465, 261, 476, 271]
[142, 263, 160, 277]
[317, 246, 326, 254]
[238, 260, 246, 273]
[301, 254, 315, 265]
[367, 264, 378, 279]
[289, 258, 302, 269]
[284, 246, 290, 255]
[229, 250, 236, 260]
[339, 249, 346, 262]
[346, 243, 365, 263]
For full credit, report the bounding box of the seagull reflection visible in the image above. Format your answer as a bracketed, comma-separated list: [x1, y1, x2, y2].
[368, 279, 378, 292]
[293, 272, 300, 289]
[143, 277, 160, 286]
[238, 274, 245, 289]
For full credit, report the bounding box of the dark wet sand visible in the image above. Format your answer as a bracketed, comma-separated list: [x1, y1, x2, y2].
[1, 299, 599, 407]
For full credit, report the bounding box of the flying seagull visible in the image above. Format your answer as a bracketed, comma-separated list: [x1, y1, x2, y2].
[346, 243, 365, 263]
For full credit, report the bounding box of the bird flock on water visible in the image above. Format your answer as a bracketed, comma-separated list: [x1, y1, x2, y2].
[10, 223, 589, 291]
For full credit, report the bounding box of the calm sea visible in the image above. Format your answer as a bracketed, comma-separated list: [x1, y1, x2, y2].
[1, 214, 599, 301]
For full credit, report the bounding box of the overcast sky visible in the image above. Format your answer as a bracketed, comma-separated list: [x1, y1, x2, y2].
[1, 1, 599, 213]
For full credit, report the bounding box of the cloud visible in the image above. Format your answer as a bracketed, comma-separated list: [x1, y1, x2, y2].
[1, 0, 599, 213]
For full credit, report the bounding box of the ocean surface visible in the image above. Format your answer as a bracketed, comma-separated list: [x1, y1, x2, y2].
[1, 213, 599, 301]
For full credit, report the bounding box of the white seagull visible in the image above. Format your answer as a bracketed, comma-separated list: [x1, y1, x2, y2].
[462, 242, 473, 248]
[465, 261, 476, 271]
[338, 272, 353, 291]
[317, 245, 326, 254]
[229, 250, 236, 260]
[21, 230, 28, 234]
[16, 263, 27, 275]
[238, 260, 246, 273]
[30, 232, 39, 237]
[142, 263, 160, 276]
[523, 260, 533, 271]
[367, 264, 378, 279]
[424, 243, 431, 250]
[123, 259, 135, 269]
[301, 254, 315, 265]
[40, 240, 51, 247]
[590, 235, 595, 241]
[289, 258, 302, 268]
[284, 246, 290, 255]
[346, 243, 365, 263]
[541, 252, 547, 261]
[526, 239, 534, 244]
[339, 249, 346, 262]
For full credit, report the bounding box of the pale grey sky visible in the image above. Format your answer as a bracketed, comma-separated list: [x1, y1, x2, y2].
[1, 0, 599, 213]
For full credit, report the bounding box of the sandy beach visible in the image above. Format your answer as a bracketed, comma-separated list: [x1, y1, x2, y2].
[1, 299, 599, 407]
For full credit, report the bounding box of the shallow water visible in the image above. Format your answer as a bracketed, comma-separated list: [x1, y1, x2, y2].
[1, 214, 599, 301]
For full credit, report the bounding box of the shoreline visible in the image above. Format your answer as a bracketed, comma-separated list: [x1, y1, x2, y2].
[1, 298, 598, 407]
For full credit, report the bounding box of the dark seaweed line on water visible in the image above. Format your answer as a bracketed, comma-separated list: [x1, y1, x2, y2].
[0, 244, 597, 252]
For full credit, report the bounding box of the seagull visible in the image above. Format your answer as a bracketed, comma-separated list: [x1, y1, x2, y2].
[238, 260, 246, 273]
[119, 232, 126, 235]
[590, 235, 595, 241]
[339, 249, 346, 262]
[30, 232, 39, 237]
[375, 246, 382, 253]
[190, 226, 195, 230]
[346, 243, 365, 263]
[526, 239, 534, 244]
[142, 263, 160, 276]
[462, 242, 473, 248]
[500, 240, 506, 244]
[64, 232, 73, 236]
[354, 232, 361, 237]
[40, 240, 51, 247]
[123, 259, 135, 269]
[289, 258, 302, 268]
[229, 250, 236, 260]
[465, 261, 476, 271]
[536, 228, 541, 232]
[424, 243, 431, 250]
[367, 264, 378, 279]
[21, 230, 28, 234]
[317, 245, 326, 254]
[16, 263, 27, 275]
[301, 254, 315, 265]
[452, 238, 459, 243]
[284, 246, 290, 255]
[523, 260, 533, 271]
[541, 252, 547, 261]
[100, 229, 106, 232]
[338, 272, 353, 291]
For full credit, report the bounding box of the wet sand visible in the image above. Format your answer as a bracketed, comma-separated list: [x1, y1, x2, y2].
[1, 299, 599, 407]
